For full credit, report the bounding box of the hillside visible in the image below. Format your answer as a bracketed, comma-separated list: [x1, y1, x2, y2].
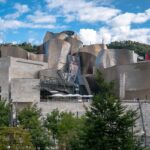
[108, 40, 150, 57]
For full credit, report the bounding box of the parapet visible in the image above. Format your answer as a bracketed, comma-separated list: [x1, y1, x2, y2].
[0, 45, 28, 59]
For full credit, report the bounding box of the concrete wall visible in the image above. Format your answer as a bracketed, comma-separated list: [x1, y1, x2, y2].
[11, 78, 40, 103]
[0, 46, 28, 59]
[103, 61, 150, 100]
[27, 53, 46, 62]
[38, 100, 91, 116]
[124, 102, 150, 144]
[0, 57, 10, 100]
[0, 57, 48, 101]
[9, 57, 48, 79]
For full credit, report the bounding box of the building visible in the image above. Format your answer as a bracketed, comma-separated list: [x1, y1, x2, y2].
[1, 31, 150, 142]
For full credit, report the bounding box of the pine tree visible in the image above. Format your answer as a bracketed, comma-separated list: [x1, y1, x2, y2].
[77, 71, 138, 150]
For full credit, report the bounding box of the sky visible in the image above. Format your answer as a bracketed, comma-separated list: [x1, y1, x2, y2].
[0, 0, 150, 45]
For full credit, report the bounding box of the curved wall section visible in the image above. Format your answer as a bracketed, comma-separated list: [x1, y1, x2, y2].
[96, 49, 138, 69]
[78, 44, 103, 74]
[47, 39, 70, 70]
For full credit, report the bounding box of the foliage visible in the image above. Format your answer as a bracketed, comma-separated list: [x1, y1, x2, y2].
[72, 71, 139, 150]
[0, 99, 10, 127]
[18, 105, 52, 150]
[44, 109, 84, 150]
[0, 127, 35, 150]
[108, 40, 150, 57]
[44, 109, 60, 138]
[18, 42, 38, 53]
[143, 148, 150, 150]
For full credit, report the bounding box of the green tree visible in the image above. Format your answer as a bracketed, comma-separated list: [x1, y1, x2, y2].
[44, 109, 60, 139]
[0, 99, 10, 127]
[18, 105, 52, 150]
[73, 71, 139, 150]
[0, 127, 35, 150]
[45, 110, 84, 150]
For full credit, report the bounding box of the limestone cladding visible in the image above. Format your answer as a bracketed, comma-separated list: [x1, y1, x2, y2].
[0, 56, 48, 101]
[103, 61, 150, 100]
[11, 78, 40, 103]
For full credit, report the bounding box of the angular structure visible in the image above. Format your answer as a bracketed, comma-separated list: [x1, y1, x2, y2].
[0, 45, 28, 59]
[79, 44, 103, 74]
[96, 48, 138, 69]
[102, 61, 150, 100]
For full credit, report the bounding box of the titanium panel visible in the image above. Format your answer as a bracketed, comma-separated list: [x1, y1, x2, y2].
[79, 52, 96, 74]
[47, 38, 71, 70]
[67, 37, 83, 54]
[96, 49, 138, 69]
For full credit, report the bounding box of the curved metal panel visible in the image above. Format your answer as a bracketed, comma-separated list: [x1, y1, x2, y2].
[47, 38, 71, 70]
[79, 44, 103, 56]
[96, 48, 138, 69]
[79, 52, 96, 74]
[67, 37, 83, 54]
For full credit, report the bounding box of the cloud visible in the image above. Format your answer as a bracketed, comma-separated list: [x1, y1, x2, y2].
[5, 3, 29, 19]
[108, 9, 150, 27]
[0, 18, 66, 30]
[0, 32, 4, 43]
[0, 0, 6, 3]
[27, 10, 56, 23]
[45, 0, 120, 23]
[79, 27, 150, 45]
[14, 3, 29, 14]
[79, 29, 100, 45]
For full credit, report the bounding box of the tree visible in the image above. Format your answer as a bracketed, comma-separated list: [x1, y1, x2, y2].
[0, 127, 35, 150]
[44, 110, 84, 150]
[44, 109, 60, 140]
[0, 99, 10, 127]
[18, 105, 52, 150]
[73, 71, 139, 150]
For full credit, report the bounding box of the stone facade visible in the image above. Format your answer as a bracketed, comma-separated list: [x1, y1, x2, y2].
[0, 57, 47, 101]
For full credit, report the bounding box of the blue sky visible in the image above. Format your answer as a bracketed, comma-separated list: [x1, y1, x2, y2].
[0, 0, 150, 45]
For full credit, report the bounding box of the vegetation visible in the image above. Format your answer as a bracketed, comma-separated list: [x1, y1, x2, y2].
[44, 109, 84, 150]
[18, 42, 38, 53]
[18, 105, 52, 150]
[108, 40, 150, 57]
[0, 127, 35, 150]
[70, 71, 139, 150]
[0, 100, 10, 127]
[0, 71, 145, 149]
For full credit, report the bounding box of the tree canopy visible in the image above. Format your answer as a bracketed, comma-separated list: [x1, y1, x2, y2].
[0, 100, 10, 127]
[71, 71, 139, 150]
[0, 127, 35, 150]
[18, 105, 52, 150]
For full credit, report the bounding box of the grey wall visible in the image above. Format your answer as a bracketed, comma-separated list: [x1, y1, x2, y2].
[9, 57, 48, 79]
[103, 61, 150, 100]
[38, 100, 91, 116]
[0, 57, 10, 100]
[11, 78, 40, 103]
